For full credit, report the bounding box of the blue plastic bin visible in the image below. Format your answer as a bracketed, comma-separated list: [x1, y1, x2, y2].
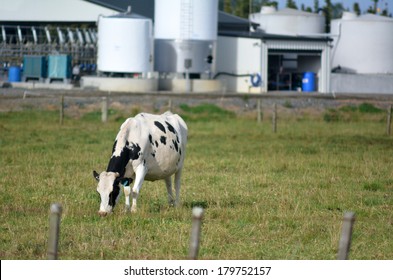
[302, 72, 315, 92]
[8, 66, 21, 82]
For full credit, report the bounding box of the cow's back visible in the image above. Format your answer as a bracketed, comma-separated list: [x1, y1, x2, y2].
[125, 112, 187, 181]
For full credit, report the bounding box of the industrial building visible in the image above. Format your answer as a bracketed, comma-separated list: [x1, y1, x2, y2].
[1, 0, 392, 94]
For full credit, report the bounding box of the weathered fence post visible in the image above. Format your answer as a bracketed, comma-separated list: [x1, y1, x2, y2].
[168, 99, 173, 112]
[101, 96, 108, 123]
[257, 99, 262, 123]
[387, 104, 392, 136]
[272, 103, 277, 133]
[47, 203, 62, 260]
[337, 211, 356, 260]
[189, 207, 204, 260]
[59, 95, 64, 125]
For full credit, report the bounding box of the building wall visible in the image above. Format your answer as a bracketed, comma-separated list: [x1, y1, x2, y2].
[331, 73, 393, 94]
[216, 36, 263, 93]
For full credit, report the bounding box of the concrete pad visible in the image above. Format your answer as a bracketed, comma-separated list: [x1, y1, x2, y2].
[158, 79, 222, 93]
[81, 76, 158, 92]
[9, 82, 74, 90]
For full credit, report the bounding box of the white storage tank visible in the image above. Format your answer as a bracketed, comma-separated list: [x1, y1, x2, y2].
[154, 0, 218, 74]
[97, 13, 153, 74]
[331, 13, 393, 74]
[249, 7, 324, 35]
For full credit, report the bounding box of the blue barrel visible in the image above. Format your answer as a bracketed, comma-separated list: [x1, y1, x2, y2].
[8, 66, 22, 82]
[302, 72, 315, 92]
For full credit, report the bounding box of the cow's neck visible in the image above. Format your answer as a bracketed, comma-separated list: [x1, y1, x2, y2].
[106, 141, 141, 177]
[106, 142, 130, 177]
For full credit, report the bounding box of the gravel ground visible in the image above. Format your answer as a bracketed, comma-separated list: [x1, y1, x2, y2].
[1, 87, 393, 117]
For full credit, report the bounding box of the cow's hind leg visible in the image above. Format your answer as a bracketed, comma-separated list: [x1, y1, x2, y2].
[174, 169, 182, 207]
[131, 164, 147, 213]
[165, 176, 175, 206]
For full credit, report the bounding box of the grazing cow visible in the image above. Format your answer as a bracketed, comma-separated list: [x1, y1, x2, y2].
[93, 111, 188, 216]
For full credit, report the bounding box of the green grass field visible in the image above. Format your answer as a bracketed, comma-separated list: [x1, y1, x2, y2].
[0, 103, 392, 259]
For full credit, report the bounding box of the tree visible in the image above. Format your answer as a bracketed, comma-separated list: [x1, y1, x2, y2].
[314, 0, 320, 13]
[234, 0, 250, 18]
[332, 2, 345, 18]
[323, 0, 332, 32]
[286, 0, 298, 9]
[353, 2, 361, 15]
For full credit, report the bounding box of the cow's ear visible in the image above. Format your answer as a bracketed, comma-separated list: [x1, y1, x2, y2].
[93, 170, 100, 181]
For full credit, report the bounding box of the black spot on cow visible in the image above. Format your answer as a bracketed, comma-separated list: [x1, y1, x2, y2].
[155, 141, 159, 148]
[108, 184, 120, 207]
[160, 136, 167, 145]
[172, 139, 179, 152]
[148, 134, 153, 145]
[107, 141, 130, 176]
[179, 148, 182, 155]
[165, 121, 177, 135]
[111, 140, 118, 154]
[154, 121, 166, 133]
[129, 143, 141, 160]
[151, 152, 156, 158]
[107, 141, 141, 176]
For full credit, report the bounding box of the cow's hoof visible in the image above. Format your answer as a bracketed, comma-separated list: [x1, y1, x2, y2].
[124, 206, 131, 213]
[131, 207, 137, 213]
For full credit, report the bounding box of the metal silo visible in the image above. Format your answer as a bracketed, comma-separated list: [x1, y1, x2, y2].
[97, 12, 153, 74]
[154, 0, 218, 75]
[331, 13, 393, 74]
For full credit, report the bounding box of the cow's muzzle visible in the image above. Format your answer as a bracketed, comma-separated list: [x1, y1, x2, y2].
[98, 211, 108, 217]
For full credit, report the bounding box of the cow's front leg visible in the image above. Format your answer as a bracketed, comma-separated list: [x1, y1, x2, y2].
[124, 186, 131, 212]
[131, 164, 147, 213]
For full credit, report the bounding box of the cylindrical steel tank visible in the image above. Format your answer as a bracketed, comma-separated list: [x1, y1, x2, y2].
[249, 7, 324, 35]
[97, 13, 153, 74]
[154, 0, 218, 74]
[331, 13, 393, 74]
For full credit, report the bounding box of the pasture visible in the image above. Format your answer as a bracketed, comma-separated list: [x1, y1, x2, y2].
[0, 102, 392, 259]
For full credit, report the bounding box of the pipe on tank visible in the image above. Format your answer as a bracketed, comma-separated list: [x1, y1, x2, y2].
[31, 27, 38, 44]
[45, 27, 52, 44]
[76, 28, 84, 45]
[1, 26, 6, 43]
[57, 27, 65, 44]
[67, 28, 75, 44]
[17, 26, 23, 44]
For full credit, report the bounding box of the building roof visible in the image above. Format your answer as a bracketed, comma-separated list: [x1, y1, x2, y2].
[0, 0, 118, 23]
[219, 30, 332, 43]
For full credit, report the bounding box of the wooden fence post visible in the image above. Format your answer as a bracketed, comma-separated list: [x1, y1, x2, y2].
[189, 207, 204, 260]
[101, 96, 108, 123]
[168, 99, 173, 112]
[387, 105, 392, 136]
[272, 103, 277, 133]
[337, 211, 356, 260]
[47, 203, 62, 260]
[257, 99, 262, 123]
[59, 95, 64, 125]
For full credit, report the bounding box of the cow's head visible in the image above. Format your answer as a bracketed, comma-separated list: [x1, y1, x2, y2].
[93, 170, 132, 217]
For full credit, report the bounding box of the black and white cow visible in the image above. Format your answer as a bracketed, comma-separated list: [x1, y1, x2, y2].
[93, 111, 188, 216]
